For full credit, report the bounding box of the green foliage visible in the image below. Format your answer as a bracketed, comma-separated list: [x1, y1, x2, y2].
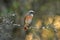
[10, 1, 20, 12]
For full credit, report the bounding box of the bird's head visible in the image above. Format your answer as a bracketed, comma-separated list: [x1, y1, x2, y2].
[28, 10, 35, 16]
[29, 10, 35, 14]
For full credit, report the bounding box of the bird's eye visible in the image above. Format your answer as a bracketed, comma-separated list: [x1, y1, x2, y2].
[30, 12, 34, 14]
[31, 12, 33, 13]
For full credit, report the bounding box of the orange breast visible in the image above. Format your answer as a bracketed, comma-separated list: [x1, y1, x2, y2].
[25, 15, 33, 21]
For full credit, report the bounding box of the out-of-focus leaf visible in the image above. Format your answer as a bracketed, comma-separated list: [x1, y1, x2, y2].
[12, 1, 20, 10]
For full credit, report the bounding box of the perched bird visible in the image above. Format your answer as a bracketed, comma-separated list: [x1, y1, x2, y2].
[24, 10, 34, 31]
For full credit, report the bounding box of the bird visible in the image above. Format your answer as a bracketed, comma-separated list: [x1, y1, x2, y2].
[24, 10, 34, 31]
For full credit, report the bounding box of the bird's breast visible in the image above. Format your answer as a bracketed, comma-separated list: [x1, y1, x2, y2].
[25, 15, 33, 24]
[25, 15, 33, 21]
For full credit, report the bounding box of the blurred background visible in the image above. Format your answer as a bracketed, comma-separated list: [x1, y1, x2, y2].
[0, 0, 60, 40]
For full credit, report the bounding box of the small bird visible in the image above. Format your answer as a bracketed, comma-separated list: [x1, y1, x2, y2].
[24, 10, 34, 31]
